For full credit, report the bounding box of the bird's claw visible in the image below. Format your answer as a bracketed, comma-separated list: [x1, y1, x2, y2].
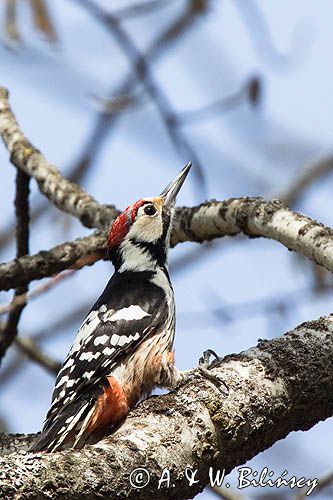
[199, 349, 221, 369]
[197, 349, 228, 395]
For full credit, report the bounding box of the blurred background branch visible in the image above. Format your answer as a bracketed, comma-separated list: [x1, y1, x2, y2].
[0, 169, 30, 363]
[1, 1, 333, 499]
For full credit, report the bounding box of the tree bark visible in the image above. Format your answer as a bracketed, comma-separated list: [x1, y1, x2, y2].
[1, 197, 333, 292]
[1, 314, 333, 499]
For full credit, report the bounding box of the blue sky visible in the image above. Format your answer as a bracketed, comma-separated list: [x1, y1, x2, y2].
[1, 1, 333, 497]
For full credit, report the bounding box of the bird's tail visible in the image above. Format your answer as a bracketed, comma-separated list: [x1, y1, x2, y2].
[29, 376, 129, 452]
[29, 397, 96, 453]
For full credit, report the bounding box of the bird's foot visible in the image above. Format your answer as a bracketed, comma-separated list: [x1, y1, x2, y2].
[196, 349, 228, 395]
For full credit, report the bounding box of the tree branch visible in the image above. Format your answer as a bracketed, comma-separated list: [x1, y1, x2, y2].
[0, 270, 75, 316]
[74, 0, 209, 198]
[15, 336, 61, 375]
[278, 154, 333, 207]
[71, 3, 202, 183]
[2, 197, 333, 291]
[1, 314, 333, 498]
[0, 87, 117, 229]
[0, 303, 90, 386]
[0, 168, 30, 361]
[171, 198, 333, 272]
[0, 229, 108, 291]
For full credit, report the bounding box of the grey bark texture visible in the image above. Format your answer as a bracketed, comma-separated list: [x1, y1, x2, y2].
[1, 85, 332, 500]
[2, 85, 333, 294]
[1, 315, 333, 499]
[1, 197, 333, 292]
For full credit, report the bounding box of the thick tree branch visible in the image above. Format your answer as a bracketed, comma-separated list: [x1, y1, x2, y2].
[2, 198, 333, 291]
[0, 87, 117, 229]
[0, 432, 36, 456]
[171, 198, 333, 270]
[0, 229, 108, 291]
[1, 314, 333, 498]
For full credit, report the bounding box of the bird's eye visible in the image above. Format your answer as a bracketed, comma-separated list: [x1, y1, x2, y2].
[144, 205, 157, 216]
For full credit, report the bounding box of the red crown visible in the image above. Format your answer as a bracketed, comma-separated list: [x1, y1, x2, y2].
[108, 199, 144, 248]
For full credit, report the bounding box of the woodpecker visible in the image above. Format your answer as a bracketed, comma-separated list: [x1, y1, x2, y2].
[30, 163, 201, 453]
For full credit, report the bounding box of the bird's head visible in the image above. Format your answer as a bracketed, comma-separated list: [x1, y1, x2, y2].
[108, 163, 191, 270]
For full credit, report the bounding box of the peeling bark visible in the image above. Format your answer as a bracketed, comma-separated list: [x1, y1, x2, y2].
[1, 315, 333, 499]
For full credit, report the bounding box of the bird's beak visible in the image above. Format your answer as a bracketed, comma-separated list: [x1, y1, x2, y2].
[160, 162, 191, 208]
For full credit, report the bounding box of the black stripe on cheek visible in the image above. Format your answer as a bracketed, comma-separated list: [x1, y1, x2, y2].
[130, 239, 167, 268]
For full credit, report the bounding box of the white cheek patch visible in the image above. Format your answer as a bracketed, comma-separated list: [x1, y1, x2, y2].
[129, 215, 163, 242]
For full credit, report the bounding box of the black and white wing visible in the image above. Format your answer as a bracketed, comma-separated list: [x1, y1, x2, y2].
[31, 270, 169, 451]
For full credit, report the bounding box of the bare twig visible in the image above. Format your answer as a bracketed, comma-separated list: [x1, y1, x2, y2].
[73, 0, 208, 198]
[278, 154, 333, 207]
[174, 77, 259, 125]
[0, 228, 107, 292]
[2, 198, 333, 293]
[15, 336, 61, 375]
[89, 92, 142, 114]
[0, 145, 105, 252]
[30, 0, 58, 43]
[5, 0, 20, 42]
[0, 302, 90, 386]
[209, 283, 332, 325]
[0, 169, 30, 361]
[234, 0, 296, 66]
[115, 0, 173, 19]
[295, 470, 333, 500]
[69, 4, 202, 181]
[0, 270, 75, 316]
